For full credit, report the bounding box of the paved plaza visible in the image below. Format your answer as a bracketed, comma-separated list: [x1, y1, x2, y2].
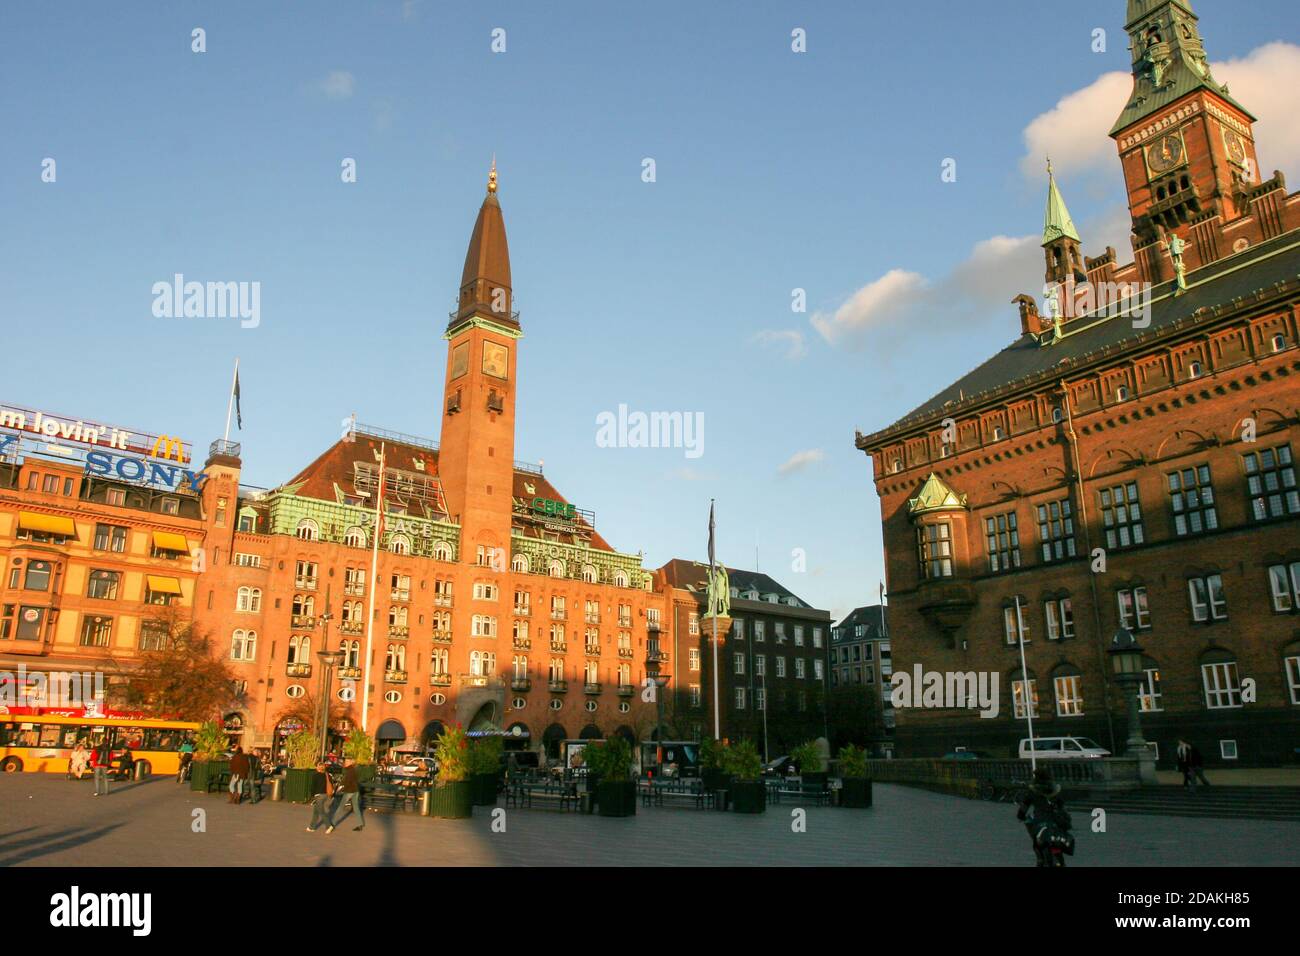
[2, 775, 1298, 867]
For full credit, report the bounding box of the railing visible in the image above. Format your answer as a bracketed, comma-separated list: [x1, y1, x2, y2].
[344, 583, 365, 597]
[548, 680, 568, 693]
[513, 605, 530, 617]
[432, 630, 452, 644]
[551, 610, 566, 620]
[434, 596, 453, 607]
[616, 685, 634, 697]
[431, 674, 451, 687]
[340, 621, 363, 636]
[512, 637, 531, 650]
[584, 644, 601, 657]
[584, 614, 600, 624]
[514, 458, 543, 476]
[291, 615, 315, 630]
[296, 577, 318, 591]
[388, 625, 409, 639]
[390, 590, 410, 602]
[646, 650, 669, 664]
[617, 648, 633, 659]
[864, 757, 1143, 793]
[385, 670, 408, 684]
[338, 665, 362, 680]
[647, 620, 662, 632]
[352, 422, 439, 453]
[584, 682, 602, 694]
[550, 642, 567, 653]
[511, 678, 531, 692]
[287, 662, 312, 678]
[618, 618, 632, 628]
[209, 439, 242, 459]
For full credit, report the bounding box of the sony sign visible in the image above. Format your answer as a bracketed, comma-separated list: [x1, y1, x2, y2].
[85, 450, 208, 493]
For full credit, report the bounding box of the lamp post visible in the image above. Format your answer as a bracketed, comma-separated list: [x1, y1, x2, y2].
[316, 595, 342, 762]
[1107, 627, 1157, 784]
[654, 674, 671, 772]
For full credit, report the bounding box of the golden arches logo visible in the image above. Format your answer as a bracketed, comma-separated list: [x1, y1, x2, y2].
[149, 434, 188, 464]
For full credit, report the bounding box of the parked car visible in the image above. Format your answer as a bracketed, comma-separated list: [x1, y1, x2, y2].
[762, 755, 797, 777]
[391, 756, 438, 777]
[1018, 737, 1110, 759]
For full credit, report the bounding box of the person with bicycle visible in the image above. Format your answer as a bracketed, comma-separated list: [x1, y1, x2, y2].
[1016, 767, 1075, 866]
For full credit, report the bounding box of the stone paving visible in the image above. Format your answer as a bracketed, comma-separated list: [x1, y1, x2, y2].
[2, 775, 1298, 866]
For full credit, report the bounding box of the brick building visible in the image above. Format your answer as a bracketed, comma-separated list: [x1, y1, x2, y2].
[856, 1, 1300, 767]
[0, 413, 213, 712]
[829, 605, 895, 754]
[197, 167, 671, 760]
[655, 560, 831, 757]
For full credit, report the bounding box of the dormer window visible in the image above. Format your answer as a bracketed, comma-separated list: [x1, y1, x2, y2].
[1188, 361, 1203, 379]
[1115, 385, 1130, 402]
[1051, 407, 1063, 423]
[1272, 334, 1287, 353]
[992, 426, 1005, 441]
[891, 458, 902, 474]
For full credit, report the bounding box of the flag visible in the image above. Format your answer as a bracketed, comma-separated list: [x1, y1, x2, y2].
[707, 500, 716, 569]
[233, 368, 243, 430]
[879, 581, 885, 604]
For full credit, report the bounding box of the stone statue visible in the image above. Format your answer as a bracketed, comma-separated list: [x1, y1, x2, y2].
[705, 565, 730, 618]
[1043, 283, 1061, 321]
[1169, 234, 1187, 292]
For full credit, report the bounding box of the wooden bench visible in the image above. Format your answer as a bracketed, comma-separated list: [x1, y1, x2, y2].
[510, 784, 576, 811]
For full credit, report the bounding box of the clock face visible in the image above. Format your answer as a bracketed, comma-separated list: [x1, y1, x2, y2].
[482, 341, 509, 380]
[1223, 129, 1247, 165]
[1147, 133, 1185, 175]
[450, 342, 469, 379]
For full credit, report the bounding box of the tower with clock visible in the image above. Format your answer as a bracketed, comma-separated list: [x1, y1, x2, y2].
[436, 159, 521, 561]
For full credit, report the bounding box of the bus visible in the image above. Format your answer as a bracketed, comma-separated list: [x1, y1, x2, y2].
[0, 715, 201, 777]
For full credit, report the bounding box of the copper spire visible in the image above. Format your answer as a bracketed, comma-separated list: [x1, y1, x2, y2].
[453, 160, 514, 327]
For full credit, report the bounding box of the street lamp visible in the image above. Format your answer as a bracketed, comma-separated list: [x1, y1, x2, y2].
[1108, 627, 1156, 784]
[316, 596, 342, 762]
[654, 674, 671, 773]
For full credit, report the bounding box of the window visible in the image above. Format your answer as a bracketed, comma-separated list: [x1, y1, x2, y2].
[917, 523, 953, 578]
[388, 534, 410, 556]
[296, 519, 319, 541]
[79, 615, 113, 647]
[389, 644, 409, 672]
[689, 648, 700, 671]
[794, 658, 806, 679]
[755, 687, 767, 711]
[292, 594, 315, 618]
[230, 629, 257, 661]
[581, 564, 598, 584]
[1100, 482, 1145, 549]
[514, 589, 531, 615]
[160, 497, 180, 515]
[139, 620, 169, 651]
[550, 596, 566, 619]
[689, 685, 701, 707]
[1220, 740, 1238, 760]
[734, 687, 746, 710]
[733, 653, 745, 676]
[106, 488, 126, 507]
[549, 559, 565, 578]
[18, 560, 53, 591]
[814, 659, 824, 680]
[985, 512, 1020, 572]
[754, 620, 765, 642]
[1244, 444, 1299, 521]
[1036, 498, 1077, 562]
[1272, 333, 1287, 352]
[1117, 587, 1151, 630]
[87, 570, 120, 600]
[1003, 603, 1028, 645]
[775, 657, 786, 678]
[343, 527, 366, 548]
[688, 613, 699, 636]
[1187, 360, 1203, 378]
[1054, 674, 1083, 716]
[775, 622, 786, 643]
[548, 658, 564, 682]
[1044, 598, 1073, 640]
[471, 615, 497, 638]
[613, 569, 629, 587]
[1011, 678, 1039, 718]
[1202, 660, 1242, 709]
[288, 634, 311, 664]
[1138, 667, 1162, 712]
[812, 627, 823, 648]
[584, 628, 599, 653]
[794, 625, 805, 646]
[430, 648, 448, 675]
[434, 541, 453, 561]
[1283, 655, 1300, 705]
[236, 586, 262, 613]
[1168, 465, 1218, 536]
[234, 553, 262, 568]
[468, 650, 494, 677]
[93, 523, 128, 553]
[1188, 574, 1227, 622]
[473, 582, 499, 601]
[754, 654, 765, 676]
[1115, 385, 1130, 402]
[1268, 562, 1300, 611]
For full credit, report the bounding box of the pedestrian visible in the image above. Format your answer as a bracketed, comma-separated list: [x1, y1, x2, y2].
[306, 762, 334, 832]
[178, 737, 195, 783]
[69, 741, 90, 781]
[326, 757, 364, 833]
[245, 751, 262, 804]
[229, 745, 250, 804]
[1177, 738, 1210, 789]
[1016, 767, 1074, 866]
[116, 745, 134, 782]
[91, 738, 112, 796]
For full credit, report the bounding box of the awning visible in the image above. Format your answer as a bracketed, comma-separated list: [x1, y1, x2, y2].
[152, 531, 189, 552]
[18, 512, 76, 537]
[146, 575, 183, 596]
[376, 719, 406, 741]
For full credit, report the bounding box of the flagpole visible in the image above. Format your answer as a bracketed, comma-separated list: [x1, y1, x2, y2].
[1014, 595, 1037, 771]
[223, 358, 240, 442]
[710, 499, 720, 740]
[361, 442, 386, 733]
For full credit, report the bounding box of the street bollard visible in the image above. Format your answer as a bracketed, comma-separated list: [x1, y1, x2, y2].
[420, 789, 433, 816]
[271, 777, 284, 801]
[134, 761, 149, 781]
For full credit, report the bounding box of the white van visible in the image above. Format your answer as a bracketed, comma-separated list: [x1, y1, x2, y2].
[1018, 736, 1110, 759]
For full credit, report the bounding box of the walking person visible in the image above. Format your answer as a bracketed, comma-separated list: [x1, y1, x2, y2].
[229, 745, 250, 805]
[91, 738, 112, 796]
[326, 758, 364, 833]
[1177, 738, 1210, 789]
[306, 762, 334, 832]
[244, 751, 262, 804]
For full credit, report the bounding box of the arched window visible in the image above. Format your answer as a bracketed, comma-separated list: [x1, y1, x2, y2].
[288, 634, 311, 663]
[344, 527, 366, 548]
[296, 519, 319, 541]
[339, 639, 360, 667]
[1272, 333, 1287, 352]
[613, 569, 629, 588]
[1115, 385, 1130, 402]
[236, 586, 262, 612]
[389, 605, 408, 627]
[292, 594, 315, 617]
[388, 534, 411, 556]
[1188, 360, 1203, 378]
[386, 644, 405, 671]
[434, 541, 453, 561]
[512, 553, 530, 573]
[231, 629, 257, 661]
[431, 648, 449, 675]
[581, 564, 598, 584]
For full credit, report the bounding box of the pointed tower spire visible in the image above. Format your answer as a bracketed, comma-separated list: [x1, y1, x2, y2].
[453, 158, 514, 328]
[1042, 159, 1081, 245]
[1042, 159, 1085, 285]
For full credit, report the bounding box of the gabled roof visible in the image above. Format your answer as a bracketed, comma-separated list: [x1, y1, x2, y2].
[907, 473, 967, 515]
[657, 559, 820, 612]
[832, 605, 889, 640]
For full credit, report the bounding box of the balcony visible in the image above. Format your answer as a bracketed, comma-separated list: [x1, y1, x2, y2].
[584, 682, 602, 695]
[584, 614, 600, 625]
[434, 596, 453, 608]
[388, 625, 409, 639]
[617, 647, 633, 659]
[551, 610, 567, 621]
[647, 620, 662, 633]
[618, 618, 632, 628]
[340, 621, 363, 636]
[344, 583, 365, 597]
[513, 605, 531, 617]
[338, 665, 362, 680]
[432, 630, 453, 644]
[295, 577, 318, 591]
[390, 590, 410, 602]
[431, 674, 451, 688]
[209, 438, 241, 459]
[646, 649, 669, 665]
[291, 615, 316, 631]
[287, 662, 312, 678]
[511, 677, 531, 692]
[584, 644, 601, 658]
[548, 680, 568, 693]
[385, 669, 408, 684]
[550, 642, 568, 653]
[512, 637, 531, 650]
[616, 685, 634, 697]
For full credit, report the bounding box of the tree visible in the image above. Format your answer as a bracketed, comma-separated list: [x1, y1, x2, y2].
[117, 610, 243, 721]
[827, 683, 878, 750]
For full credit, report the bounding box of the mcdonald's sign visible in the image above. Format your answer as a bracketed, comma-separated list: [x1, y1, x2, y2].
[149, 434, 188, 464]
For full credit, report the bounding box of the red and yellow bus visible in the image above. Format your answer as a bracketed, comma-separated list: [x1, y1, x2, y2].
[0, 714, 200, 776]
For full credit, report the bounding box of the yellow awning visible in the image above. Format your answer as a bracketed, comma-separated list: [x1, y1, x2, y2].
[146, 575, 183, 596]
[152, 531, 189, 552]
[18, 511, 76, 537]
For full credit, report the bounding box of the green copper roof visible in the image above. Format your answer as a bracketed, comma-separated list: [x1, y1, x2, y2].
[907, 473, 968, 515]
[1042, 168, 1080, 246]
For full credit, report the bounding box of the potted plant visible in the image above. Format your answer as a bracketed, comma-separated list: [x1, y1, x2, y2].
[837, 744, 872, 808]
[467, 736, 503, 806]
[189, 721, 229, 793]
[791, 739, 828, 790]
[588, 737, 636, 817]
[343, 729, 377, 783]
[698, 736, 733, 810]
[428, 724, 473, 818]
[723, 740, 766, 814]
[282, 730, 320, 804]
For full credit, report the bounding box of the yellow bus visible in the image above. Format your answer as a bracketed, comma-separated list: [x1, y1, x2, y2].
[0, 715, 200, 777]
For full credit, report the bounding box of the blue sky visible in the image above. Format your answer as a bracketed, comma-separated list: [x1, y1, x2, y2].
[2, 1, 1297, 622]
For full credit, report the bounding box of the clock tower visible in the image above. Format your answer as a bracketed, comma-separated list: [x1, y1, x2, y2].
[437, 160, 521, 562]
[1110, 0, 1264, 274]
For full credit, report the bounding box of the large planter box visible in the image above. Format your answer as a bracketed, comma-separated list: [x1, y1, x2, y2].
[283, 768, 319, 805]
[801, 771, 829, 790]
[840, 777, 873, 808]
[596, 780, 637, 817]
[190, 759, 229, 793]
[470, 773, 499, 806]
[701, 769, 732, 791]
[731, 779, 767, 814]
[429, 781, 473, 819]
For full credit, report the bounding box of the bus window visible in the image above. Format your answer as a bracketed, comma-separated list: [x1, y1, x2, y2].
[38, 724, 64, 748]
[15, 725, 39, 747]
[0, 722, 13, 746]
[120, 727, 146, 750]
[57, 726, 80, 748]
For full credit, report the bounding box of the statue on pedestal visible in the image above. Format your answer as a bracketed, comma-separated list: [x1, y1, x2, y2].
[705, 565, 730, 619]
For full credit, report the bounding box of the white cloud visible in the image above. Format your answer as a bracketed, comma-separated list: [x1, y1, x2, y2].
[751, 329, 807, 359]
[319, 71, 356, 99]
[777, 449, 825, 476]
[810, 269, 926, 347]
[1216, 42, 1300, 178]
